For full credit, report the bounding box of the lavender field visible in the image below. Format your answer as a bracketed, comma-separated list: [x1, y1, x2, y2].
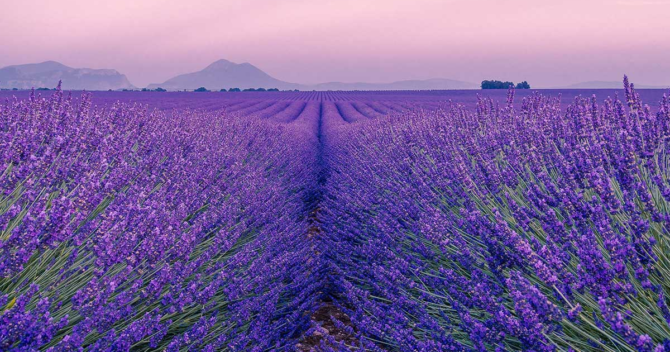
[3, 80, 670, 352]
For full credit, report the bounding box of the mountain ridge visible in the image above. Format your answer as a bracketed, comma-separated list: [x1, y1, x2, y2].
[0, 61, 135, 90]
[8, 60, 666, 91]
[147, 60, 299, 90]
[147, 59, 479, 91]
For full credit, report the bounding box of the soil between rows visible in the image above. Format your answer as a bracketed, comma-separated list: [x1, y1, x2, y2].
[297, 101, 361, 351]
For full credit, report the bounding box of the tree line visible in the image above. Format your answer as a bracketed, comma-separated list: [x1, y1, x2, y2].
[136, 87, 292, 92]
[481, 80, 530, 89]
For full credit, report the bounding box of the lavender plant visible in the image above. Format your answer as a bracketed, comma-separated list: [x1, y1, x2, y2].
[320, 78, 670, 351]
[3, 79, 670, 351]
[0, 86, 321, 351]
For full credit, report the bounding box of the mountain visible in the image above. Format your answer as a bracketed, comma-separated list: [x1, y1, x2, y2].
[0, 61, 135, 90]
[564, 81, 668, 89]
[148, 59, 478, 91]
[147, 59, 300, 90]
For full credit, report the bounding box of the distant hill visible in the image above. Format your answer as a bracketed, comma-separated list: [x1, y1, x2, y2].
[148, 59, 478, 91]
[0, 61, 135, 90]
[565, 81, 668, 89]
[147, 59, 301, 90]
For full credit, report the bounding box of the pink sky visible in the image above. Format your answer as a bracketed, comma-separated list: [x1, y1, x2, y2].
[1, 0, 669, 87]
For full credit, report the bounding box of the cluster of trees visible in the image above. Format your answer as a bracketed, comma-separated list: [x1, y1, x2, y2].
[140, 87, 168, 92]
[0, 87, 57, 91]
[128, 87, 300, 92]
[241, 88, 281, 92]
[194, 87, 288, 92]
[481, 80, 531, 89]
[516, 81, 531, 89]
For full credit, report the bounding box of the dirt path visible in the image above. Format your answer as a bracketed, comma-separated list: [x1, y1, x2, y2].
[298, 301, 360, 351]
[297, 102, 361, 351]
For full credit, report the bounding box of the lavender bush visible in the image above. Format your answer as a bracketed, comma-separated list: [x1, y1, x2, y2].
[3, 79, 670, 351]
[320, 78, 670, 351]
[0, 87, 321, 351]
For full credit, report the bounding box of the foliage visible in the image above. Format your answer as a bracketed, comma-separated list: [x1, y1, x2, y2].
[516, 80, 531, 89]
[482, 79, 515, 89]
[0, 87, 321, 350]
[321, 77, 670, 351]
[3, 79, 670, 351]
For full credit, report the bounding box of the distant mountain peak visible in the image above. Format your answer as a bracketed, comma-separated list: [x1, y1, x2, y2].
[40, 60, 67, 66]
[0, 61, 135, 90]
[148, 59, 296, 90]
[7, 61, 71, 75]
[203, 59, 237, 71]
[148, 59, 478, 91]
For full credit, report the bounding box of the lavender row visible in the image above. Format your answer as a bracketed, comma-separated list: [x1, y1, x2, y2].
[320, 79, 670, 351]
[0, 87, 321, 351]
[4, 89, 669, 112]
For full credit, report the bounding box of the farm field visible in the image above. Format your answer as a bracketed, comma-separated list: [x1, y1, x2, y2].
[1, 88, 669, 112]
[2, 81, 670, 351]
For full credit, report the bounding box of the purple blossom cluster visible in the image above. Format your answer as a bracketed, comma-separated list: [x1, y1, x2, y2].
[3, 80, 670, 351]
[0, 86, 322, 350]
[320, 78, 670, 351]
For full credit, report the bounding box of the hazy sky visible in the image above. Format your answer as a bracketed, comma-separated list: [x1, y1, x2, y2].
[1, 0, 669, 88]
